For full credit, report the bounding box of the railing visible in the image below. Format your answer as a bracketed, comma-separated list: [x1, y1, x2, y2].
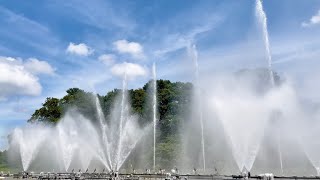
[3, 172, 320, 180]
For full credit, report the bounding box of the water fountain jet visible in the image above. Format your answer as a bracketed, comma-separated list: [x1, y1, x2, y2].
[152, 62, 157, 172]
[255, 0, 274, 86]
[256, 0, 286, 174]
[11, 126, 49, 171]
[10, 88, 148, 172]
[115, 74, 128, 170]
[188, 43, 206, 171]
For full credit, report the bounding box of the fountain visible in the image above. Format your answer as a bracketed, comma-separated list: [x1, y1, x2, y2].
[183, 10, 280, 171]
[152, 62, 157, 172]
[303, 138, 320, 176]
[301, 118, 320, 176]
[57, 111, 109, 172]
[10, 80, 149, 172]
[256, 0, 286, 174]
[188, 43, 206, 171]
[57, 124, 78, 172]
[277, 131, 284, 175]
[95, 96, 111, 171]
[207, 0, 280, 168]
[11, 125, 49, 171]
[10, 112, 109, 172]
[255, 0, 274, 86]
[212, 87, 271, 172]
[115, 74, 128, 170]
[92, 74, 148, 171]
[7, 1, 320, 176]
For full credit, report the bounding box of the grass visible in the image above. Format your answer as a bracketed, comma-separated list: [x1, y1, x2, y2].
[0, 164, 10, 172]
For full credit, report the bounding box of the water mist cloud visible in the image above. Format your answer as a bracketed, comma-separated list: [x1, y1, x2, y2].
[184, 67, 319, 174]
[206, 75, 301, 171]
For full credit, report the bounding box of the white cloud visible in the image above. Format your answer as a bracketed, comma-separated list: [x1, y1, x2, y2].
[302, 10, 320, 27]
[0, 56, 55, 98]
[24, 58, 55, 75]
[0, 57, 42, 97]
[98, 54, 115, 66]
[66, 42, 93, 56]
[113, 40, 144, 59]
[110, 62, 147, 79]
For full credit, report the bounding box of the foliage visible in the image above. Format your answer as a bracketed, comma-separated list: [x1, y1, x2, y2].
[28, 97, 61, 124]
[0, 150, 9, 172]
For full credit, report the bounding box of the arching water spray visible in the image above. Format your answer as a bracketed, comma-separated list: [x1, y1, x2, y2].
[11, 81, 147, 172]
[57, 124, 78, 172]
[95, 96, 111, 170]
[11, 127, 48, 171]
[301, 119, 320, 176]
[152, 62, 157, 172]
[189, 43, 206, 171]
[255, 0, 274, 86]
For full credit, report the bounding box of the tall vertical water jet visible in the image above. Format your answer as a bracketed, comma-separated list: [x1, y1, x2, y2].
[256, 0, 284, 174]
[255, 0, 274, 86]
[189, 43, 206, 171]
[152, 62, 157, 172]
[116, 73, 128, 170]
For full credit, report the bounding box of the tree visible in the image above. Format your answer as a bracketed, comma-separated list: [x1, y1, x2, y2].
[0, 150, 9, 171]
[28, 97, 61, 124]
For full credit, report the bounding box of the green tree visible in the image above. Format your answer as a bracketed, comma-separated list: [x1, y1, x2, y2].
[28, 97, 61, 124]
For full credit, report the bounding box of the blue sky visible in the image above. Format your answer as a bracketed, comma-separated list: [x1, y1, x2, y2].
[0, 0, 320, 149]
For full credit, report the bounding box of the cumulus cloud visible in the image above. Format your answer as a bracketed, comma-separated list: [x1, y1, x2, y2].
[113, 40, 144, 59]
[110, 62, 147, 79]
[24, 58, 55, 75]
[66, 42, 93, 56]
[98, 54, 115, 66]
[0, 57, 42, 97]
[0, 56, 55, 98]
[302, 10, 320, 27]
